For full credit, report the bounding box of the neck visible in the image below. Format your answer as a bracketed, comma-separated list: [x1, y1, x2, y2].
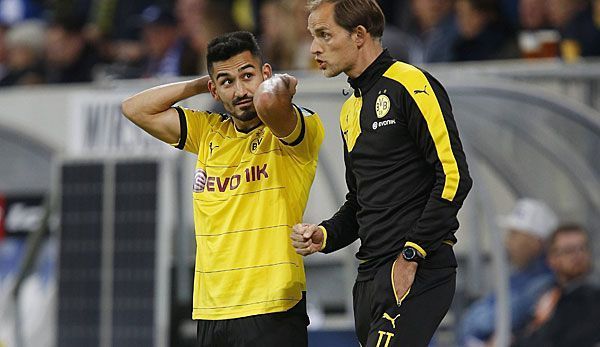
[233, 117, 262, 133]
[346, 40, 384, 79]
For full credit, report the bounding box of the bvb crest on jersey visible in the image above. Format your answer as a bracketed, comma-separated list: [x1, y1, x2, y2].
[375, 92, 391, 118]
[249, 129, 264, 153]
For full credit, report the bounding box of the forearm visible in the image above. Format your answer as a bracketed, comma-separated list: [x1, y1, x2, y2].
[319, 193, 360, 253]
[121, 76, 210, 145]
[122, 76, 209, 122]
[253, 74, 296, 138]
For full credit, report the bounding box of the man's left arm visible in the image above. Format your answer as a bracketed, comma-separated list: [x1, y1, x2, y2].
[254, 73, 324, 161]
[253, 73, 300, 137]
[402, 73, 473, 257]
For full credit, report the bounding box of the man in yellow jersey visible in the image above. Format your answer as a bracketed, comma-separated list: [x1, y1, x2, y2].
[291, 1, 472, 346]
[122, 31, 324, 346]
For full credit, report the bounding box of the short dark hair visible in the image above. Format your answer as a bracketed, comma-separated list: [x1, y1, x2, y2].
[547, 223, 587, 250]
[307, 0, 385, 39]
[206, 31, 263, 75]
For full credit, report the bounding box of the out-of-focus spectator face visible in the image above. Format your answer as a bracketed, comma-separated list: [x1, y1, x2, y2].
[6, 20, 44, 69]
[175, 0, 205, 34]
[175, 0, 205, 19]
[0, 26, 7, 65]
[45, 26, 84, 67]
[519, 0, 548, 30]
[505, 229, 544, 269]
[260, 2, 280, 41]
[548, 229, 591, 283]
[411, 0, 454, 31]
[547, 0, 584, 28]
[292, 0, 310, 38]
[142, 24, 179, 58]
[456, 0, 488, 39]
[260, 0, 299, 43]
[139, 6, 180, 59]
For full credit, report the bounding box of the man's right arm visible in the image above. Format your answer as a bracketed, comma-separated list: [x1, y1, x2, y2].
[121, 76, 210, 144]
[319, 136, 360, 253]
[291, 136, 360, 256]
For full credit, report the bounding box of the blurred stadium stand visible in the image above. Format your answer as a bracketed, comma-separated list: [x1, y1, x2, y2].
[0, 60, 599, 346]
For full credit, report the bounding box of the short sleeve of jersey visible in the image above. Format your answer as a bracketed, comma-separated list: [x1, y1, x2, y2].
[278, 104, 325, 163]
[173, 106, 220, 154]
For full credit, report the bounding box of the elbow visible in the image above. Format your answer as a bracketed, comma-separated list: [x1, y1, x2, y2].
[120, 97, 139, 121]
[121, 98, 133, 120]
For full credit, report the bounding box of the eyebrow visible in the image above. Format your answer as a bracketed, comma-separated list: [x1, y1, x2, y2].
[215, 64, 256, 80]
[238, 63, 255, 72]
[310, 25, 329, 34]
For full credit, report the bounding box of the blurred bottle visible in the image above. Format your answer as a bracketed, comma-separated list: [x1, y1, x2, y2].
[519, 30, 560, 59]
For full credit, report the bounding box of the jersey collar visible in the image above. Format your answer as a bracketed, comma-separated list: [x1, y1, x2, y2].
[233, 120, 265, 138]
[347, 49, 395, 97]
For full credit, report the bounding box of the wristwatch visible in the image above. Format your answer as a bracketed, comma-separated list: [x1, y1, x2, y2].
[401, 246, 423, 263]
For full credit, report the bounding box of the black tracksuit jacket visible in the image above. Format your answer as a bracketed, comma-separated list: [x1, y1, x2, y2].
[320, 50, 472, 279]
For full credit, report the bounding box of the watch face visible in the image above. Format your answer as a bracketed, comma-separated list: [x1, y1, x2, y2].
[403, 247, 416, 260]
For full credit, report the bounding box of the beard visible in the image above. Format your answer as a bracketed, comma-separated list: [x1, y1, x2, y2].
[233, 108, 258, 122]
[225, 96, 259, 122]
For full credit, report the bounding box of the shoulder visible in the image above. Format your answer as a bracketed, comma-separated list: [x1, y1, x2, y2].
[294, 104, 318, 118]
[176, 106, 229, 124]
[382, 61, 433, 93]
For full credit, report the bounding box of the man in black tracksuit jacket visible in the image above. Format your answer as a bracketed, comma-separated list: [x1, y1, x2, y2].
[292, 1, 472, 346]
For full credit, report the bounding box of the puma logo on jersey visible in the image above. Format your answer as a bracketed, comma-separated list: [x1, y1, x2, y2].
[382, 312, 401, 329]
[209, 142, 219, 155]
[414, 85, 429, 95]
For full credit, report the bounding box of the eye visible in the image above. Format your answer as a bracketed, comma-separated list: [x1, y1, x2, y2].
[243, 73, 253, 79]
[321, 32, 331, 40]
[221, 79, 232, 86]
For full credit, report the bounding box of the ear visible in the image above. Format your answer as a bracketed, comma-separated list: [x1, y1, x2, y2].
[207, 79, 220, 101]
[262, 63, 273, 79]
[353, 25, 368, 47]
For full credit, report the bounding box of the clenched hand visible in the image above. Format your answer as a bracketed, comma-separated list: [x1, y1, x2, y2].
[290, 223, 324, 256]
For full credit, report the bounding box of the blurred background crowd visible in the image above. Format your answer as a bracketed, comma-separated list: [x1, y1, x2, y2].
[1, 0, 600, 87]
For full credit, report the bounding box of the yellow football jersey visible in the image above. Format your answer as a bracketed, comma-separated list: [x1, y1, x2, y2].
[174, 105, 324, 320]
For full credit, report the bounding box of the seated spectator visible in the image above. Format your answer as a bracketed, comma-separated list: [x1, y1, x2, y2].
[513, 224, 600, 347]
[547, 0, 600, 60]
[257, 0, 316, 70]
[453, 0, 520, 61]
[519, 0, 549, 30]
[404, 0, 459, 63]
[517, 0, 560, 59]
[458, 198, 558, 346]
[137, 5, 205, 78]
[175, 0, 208, 74]
[138, 5, 183, 78]
[44, 16, 101, 84]
[0, 23, 8, 80]
[0, 19, 45, 87]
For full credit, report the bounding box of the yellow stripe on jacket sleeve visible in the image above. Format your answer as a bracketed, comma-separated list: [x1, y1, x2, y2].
[383, 62, 460, 201]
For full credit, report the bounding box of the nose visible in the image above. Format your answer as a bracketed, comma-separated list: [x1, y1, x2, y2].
[310, 38, 321, 55]
[234, 79, 248, 98]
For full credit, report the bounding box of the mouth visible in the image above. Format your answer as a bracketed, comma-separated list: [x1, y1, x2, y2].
[235, 99, 253, 107]
[316, 58, 327, 70]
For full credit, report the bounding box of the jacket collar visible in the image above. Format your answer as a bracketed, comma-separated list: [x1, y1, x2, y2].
[347, 49, 395, 97]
